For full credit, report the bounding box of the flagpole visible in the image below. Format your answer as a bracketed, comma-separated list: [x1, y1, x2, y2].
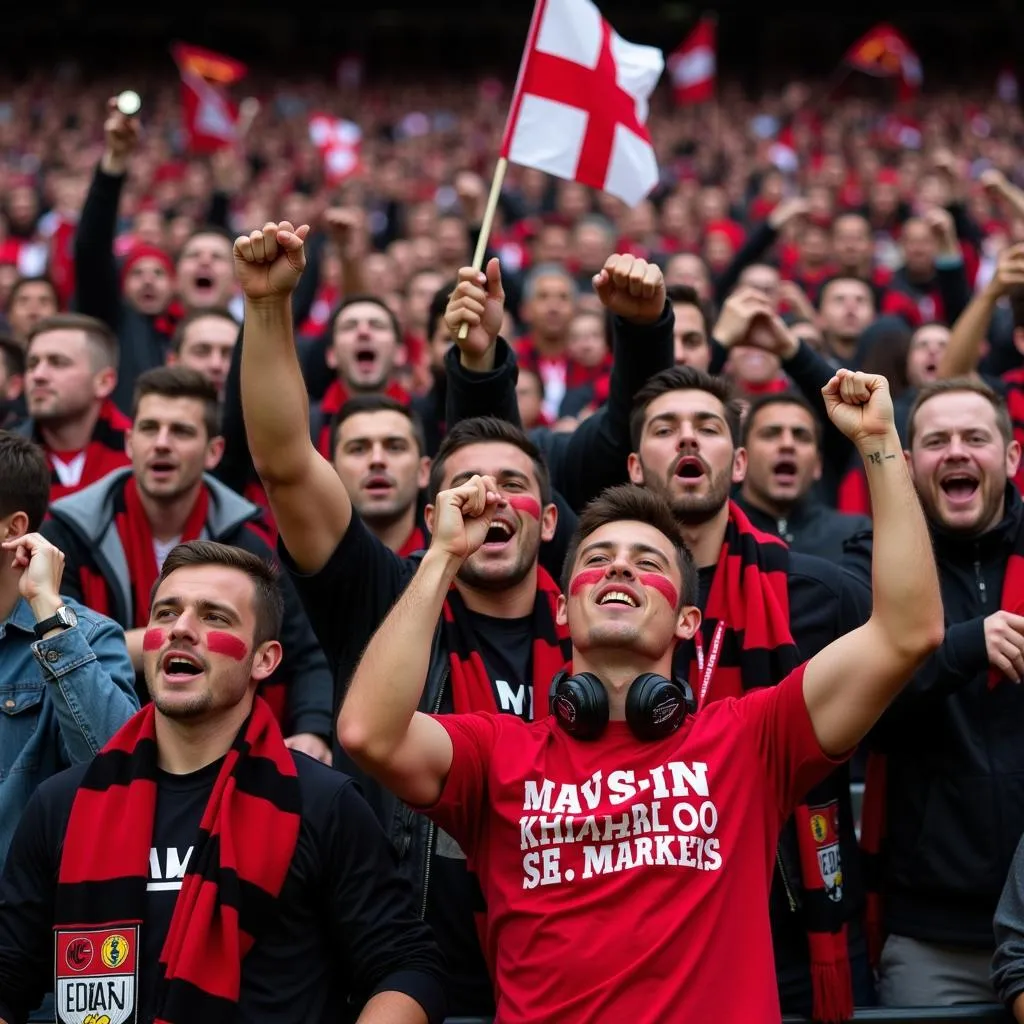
[457, 157, 508, 341]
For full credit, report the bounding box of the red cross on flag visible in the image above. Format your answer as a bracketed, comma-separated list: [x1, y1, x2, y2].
[500, 0, 664, 207]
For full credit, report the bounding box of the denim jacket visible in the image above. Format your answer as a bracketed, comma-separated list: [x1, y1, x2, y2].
[0, 595, 137, 868]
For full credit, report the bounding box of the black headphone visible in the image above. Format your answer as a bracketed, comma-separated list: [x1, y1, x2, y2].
[549, 670, 694, 742]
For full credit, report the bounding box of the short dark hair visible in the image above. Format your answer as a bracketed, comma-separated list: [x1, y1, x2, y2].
[331, 395, 427, 458]
[561, 484, 697, 609]
[0, 336, 25, 378]
[427, 280, 456, 344]
[171, 307, 237, 355]
[907, 377, 1013, 448]
[8, 275, 58, 310]
[0, 431, 51, 532]
[132, 365, 221, 439]
[741, 392, 821, 447]
[156, 540, 284, 649]
[817, 275, 876, 311]
[182, 224, 235, 251]
[666, 283, 713, 339]
[428, 416, 552, 505]
[27, 313, 119, 372]
[630, 366, 743, 448]
[329, 294, 401, 345]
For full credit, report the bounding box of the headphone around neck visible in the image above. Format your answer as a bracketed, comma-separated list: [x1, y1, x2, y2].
[548, 670, 695, 742]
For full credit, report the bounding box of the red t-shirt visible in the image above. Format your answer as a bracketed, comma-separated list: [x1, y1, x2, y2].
[427, 663, 840, 1024]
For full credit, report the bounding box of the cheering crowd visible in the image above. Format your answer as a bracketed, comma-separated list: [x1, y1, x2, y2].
[0, 63, 1023, 1023]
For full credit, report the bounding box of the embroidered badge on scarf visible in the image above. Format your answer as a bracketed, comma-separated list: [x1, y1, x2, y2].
[55, 924, 140, 1024]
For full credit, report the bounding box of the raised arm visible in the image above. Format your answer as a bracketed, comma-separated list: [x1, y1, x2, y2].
[73, 98, 139, 327]
[802, 371, 944, 755]
[338, 474, 501, 807]
[939, 242, 1024, 378]
[235, 220, 353, 574]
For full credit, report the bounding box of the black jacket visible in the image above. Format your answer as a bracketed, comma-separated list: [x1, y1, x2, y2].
[846, 486, 1024, 946]
[737, 494, 872, 564]
[41, 468, 333, 741]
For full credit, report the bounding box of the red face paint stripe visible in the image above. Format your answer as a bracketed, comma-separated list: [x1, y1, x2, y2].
[569, 567, 606, 596]
[206, 631, 249, 662]
[639, 573, 679, 608]
[143, 628, 165, 652]
[505, 494, 541, 520]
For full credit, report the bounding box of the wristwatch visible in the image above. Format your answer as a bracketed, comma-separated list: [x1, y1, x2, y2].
[34, 604, 78, 639]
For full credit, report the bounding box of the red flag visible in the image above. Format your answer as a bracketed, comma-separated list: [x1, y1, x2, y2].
[170, 43, 247, 154]
[668, 18, 716, 105]
[309, 114, 363, 186]
[500, 0, 663, 207]
[844, 24, 921, 99]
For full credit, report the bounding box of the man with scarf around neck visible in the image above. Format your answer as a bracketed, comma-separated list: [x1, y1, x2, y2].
[0, 540, 447, 1024]
[852, 378, 1024, 1007]
[626, 364, 874, 1020]
[337, 368, 943, 1024]
[238, 220, 593, 1017]
[15, 314, 130, 502]
[41, 366, 334, 766]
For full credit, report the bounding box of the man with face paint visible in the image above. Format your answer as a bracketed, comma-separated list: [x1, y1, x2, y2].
[41, 366, 334, 765]
[338, 366, 942, 1023]
[627, 363, 878, 1017]
[0, 540, 446, 1024]
[237, 221, 573, 1016]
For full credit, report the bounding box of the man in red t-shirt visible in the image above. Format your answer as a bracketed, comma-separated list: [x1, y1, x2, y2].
[338, 371, 943, 1024]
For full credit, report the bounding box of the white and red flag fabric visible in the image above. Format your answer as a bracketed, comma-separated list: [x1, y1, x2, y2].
[171, 43, 247, 154]
[309, 114, 363, 185]
[500, 0, 664, 207]
[668, 17, 716, 105]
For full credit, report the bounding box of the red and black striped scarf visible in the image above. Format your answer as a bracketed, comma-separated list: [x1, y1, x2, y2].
[442, 565, 571, 716]
[115, 476, 210, 630]
[688, 502, 854, 1023]
[861, 510, 1024, 967]
[54, 697, 300, 1023]
[315, 377, 412, 458]
[1001, 369, 1024, 494]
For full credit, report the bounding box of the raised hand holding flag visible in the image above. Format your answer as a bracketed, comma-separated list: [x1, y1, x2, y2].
[457, 0, 663, 340]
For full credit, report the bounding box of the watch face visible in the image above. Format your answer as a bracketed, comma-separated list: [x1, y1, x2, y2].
[58, 606, 78, 628]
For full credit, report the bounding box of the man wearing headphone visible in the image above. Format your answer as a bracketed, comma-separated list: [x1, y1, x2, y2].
[339, 370, 943, 1023]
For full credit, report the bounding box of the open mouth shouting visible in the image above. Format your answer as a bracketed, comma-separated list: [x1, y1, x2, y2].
[771, 458, 799, 490]
[160, 648, 206, 685]
[481, 515, 517, 551]
[190, 273, 217, 300]
[674, 454, 707, 486]
[939, 469, 980, 508]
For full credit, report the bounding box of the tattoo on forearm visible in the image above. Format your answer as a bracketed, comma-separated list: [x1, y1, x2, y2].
[866, 451, 897, 465]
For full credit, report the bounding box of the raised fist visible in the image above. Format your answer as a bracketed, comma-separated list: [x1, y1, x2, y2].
[822, 369, 895, 449]
[593, 254, 665, 325]
[429, 474, 501, 563]
[233, 220, 310, 304]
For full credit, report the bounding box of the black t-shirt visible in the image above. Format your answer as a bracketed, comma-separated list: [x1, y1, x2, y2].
[144, 760, 220, 972]
[425, 609, 535, 1016]
[0, 753, 446, 1024]
[282, 516, 547, 1016]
